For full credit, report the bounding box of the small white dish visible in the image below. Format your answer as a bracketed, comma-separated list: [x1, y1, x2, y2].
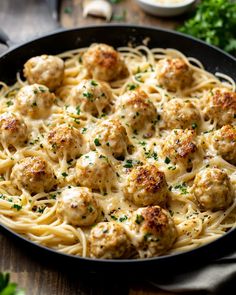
[135, 0, 196, 17]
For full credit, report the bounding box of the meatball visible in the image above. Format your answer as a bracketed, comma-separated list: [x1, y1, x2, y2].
[11, 156, 56, 193]
[56, 187, 99, 226]
[156, 58, 193, 92]
[203, 88, 236, 127]
[123, 165, 168, 207]
[126, 206, 177, 258]
[68, 79, 113, 116]
[23, 54, 64, 90]
[0, 113, 28, 147]
[161, 129, 197, 165]
[213, 125, 236, 165]
[76, 151, 115, 191]
[89, 222, 131, 259]
[90, 119, 129, 158]
[15, 84, 55, 119]
[162, 99, 200, 130]
[116, 89, 157, 133]
[47, 125, 83, 160]
[193, 168, 234, 211]
[83, 43, 128, 82]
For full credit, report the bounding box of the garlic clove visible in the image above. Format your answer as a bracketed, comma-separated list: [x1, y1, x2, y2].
[83, 0, 113, 21]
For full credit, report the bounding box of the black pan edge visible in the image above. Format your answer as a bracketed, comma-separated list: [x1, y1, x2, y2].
[0, 24, 236, 272]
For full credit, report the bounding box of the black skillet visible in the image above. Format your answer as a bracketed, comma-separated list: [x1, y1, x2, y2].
[0, 25, 236, 274]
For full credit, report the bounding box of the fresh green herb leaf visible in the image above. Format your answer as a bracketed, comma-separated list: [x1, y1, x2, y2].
[12, 204, 22, 211]
[164, 157, 171, 164]
[61, 172, 68, 178]
[6, 101, 13, 107]
[135, 214, 144, 224]
[94, 138, 101, 146]
[174, 183, 189, 195]
[91, 80, 98, 86]
[178, 0, 236, 55]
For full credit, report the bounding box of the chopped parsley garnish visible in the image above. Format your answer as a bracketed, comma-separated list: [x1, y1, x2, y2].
[76, 106, 81, 115]
[74, 118, 80, 124]
[168, 166, 176, 170]
[138, 141, 146, 146]
[12, 204, 22, 211]
[83, 92, 93, 101]
[127, 83, 138, 91]
[119, 215, 128, 222]
[6, 101, 13, 107]
[144, 233, 152, 241]
[111, 215, 118, 221]
[123, 159, 133, 168]
[39, 86, 46, 92]
[94, 138, 101, 146]
[135, 214, 144, 225]
[49, 194, 57, 199]
[61, 172, 68, 178]
[192, 123, 198, 129]
[164, 157, 171, 164]
[81, 128, 87, 134]
[174, 183, 189, 195]
[91, 80, 98, 86]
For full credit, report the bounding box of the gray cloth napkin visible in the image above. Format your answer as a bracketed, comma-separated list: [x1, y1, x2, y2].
[149, 252, 236, 294]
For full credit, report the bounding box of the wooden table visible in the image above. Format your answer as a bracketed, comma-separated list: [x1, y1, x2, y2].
[0, 1, 186, 294]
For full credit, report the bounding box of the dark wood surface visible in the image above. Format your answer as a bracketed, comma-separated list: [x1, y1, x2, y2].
[0, 1, 186, 294]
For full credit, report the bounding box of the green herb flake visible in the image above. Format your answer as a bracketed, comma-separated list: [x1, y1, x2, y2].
[94, 138, 101, 146]
[174, 183, 189, 195]
[61, 172, 68, 178]
[91, 80, 98, 86]
[164, 157, 171, 164]
[6, 101, 13, 107]
[12, 204, 22, 211]
[135, 214, 144, 225]
[119, 215, 128, 222]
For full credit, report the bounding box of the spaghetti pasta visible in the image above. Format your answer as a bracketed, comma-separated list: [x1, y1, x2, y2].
[0, 44, 235, 259]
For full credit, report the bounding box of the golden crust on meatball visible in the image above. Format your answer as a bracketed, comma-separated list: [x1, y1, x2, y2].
[56, 186, 99, 226]
[162, 99, 201, 130]
[156, 58, 193, 92]
[161, 129, 197, 164]
[89, 221, 131, 259]
[15, 84, 55, 119]
[90, 119, 129, 158]
[213, 125, 236, 165]
[0, 113, 28, 147]
[116, 89, 157, 133]
[11, 156, 56, 193]
[68, 79, 113, 116]
[76, 151, 115, 191]
[123, 165, 168, 207]
[47, 125, 83, 160]
[24, 55, 64, 90]
[83, 43, 128, 81]
[126, 206, 177, 258]
[192, 168, 234, 211]
[203, 88, 236, 127]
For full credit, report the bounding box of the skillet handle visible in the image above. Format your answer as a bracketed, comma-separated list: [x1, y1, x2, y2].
[0, 29, 12, 47]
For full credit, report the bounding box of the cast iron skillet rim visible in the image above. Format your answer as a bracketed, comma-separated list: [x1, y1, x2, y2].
[0, 24, 236, 265]
[0, 23, 236, 62]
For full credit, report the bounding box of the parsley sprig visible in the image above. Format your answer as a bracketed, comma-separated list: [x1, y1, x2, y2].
[178, 0, 236, 55]
[0, 272, 25, 295]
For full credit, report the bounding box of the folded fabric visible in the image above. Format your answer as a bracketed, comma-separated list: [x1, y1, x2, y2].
[149, 252, 236, 294]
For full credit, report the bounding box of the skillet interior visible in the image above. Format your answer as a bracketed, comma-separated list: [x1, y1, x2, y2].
[0, 25, 236, 273]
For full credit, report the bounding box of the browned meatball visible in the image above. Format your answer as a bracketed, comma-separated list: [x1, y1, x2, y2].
[16, 84, 55, 119]
[68, 79, 113, 116]
[0, 113, 28, 146]
[90, 119, 129, 158]
[46, 125, 83, 160]
[162, 99, 200, 130]
[212, 125, 236, 165]
[56, 187, 99, 226]
[24, 55, 64, 90]
[116, 89, 157, 133]
[161, 129, 197, 165]
[126, 206, 177, 258]
[156, 58, 193, 92]
[192, 168, 234, 211]
[11, 156, 56, 193]
[76, 151, 115, 191]
[123, 165, 168, 207]
[83, 43, 128, 81]
[89, 222, 131, 259]
[203, 88, 236, 127]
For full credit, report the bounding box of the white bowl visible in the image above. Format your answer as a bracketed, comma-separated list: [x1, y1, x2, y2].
[135, 0, 196, 17]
